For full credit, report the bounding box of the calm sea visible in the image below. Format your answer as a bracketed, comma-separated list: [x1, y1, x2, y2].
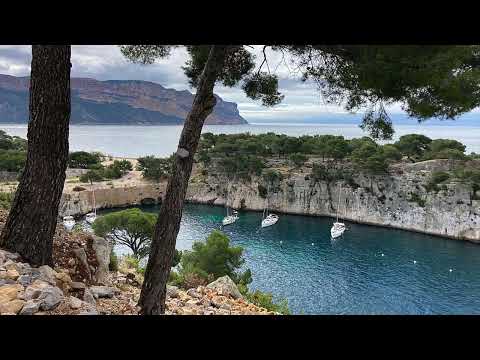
[1, 122, 480, 157]
[100, 203, 480, 315]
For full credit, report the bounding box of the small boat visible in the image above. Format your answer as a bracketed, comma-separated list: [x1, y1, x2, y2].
[261, 185, 279, 228]
[63, 216, 75, 231]
[262, 213, 279, 228]
[330, 187, 347, 239]
[85, 212, 97, 225]
[222, 211, 239, 226]
[330, 221, 346, 238]
[222, 186, 238, 226]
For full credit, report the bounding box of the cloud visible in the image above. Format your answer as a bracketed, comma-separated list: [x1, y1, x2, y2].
[0, 45, 410, 121]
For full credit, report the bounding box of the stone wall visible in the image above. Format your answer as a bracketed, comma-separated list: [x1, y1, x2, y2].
[59, 183, 167, 217]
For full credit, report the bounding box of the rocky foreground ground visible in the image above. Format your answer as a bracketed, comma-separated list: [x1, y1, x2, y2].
[0, 212, 275, 316]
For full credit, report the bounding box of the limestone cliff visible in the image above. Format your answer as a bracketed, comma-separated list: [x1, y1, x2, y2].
[185, 159, 480, 243]
[58, 158, 480, 243]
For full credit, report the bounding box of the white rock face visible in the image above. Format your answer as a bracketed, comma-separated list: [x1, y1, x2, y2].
[186, 159, 480, 243]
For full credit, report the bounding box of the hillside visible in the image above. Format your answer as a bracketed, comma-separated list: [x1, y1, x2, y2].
[0, 74, 247, 125]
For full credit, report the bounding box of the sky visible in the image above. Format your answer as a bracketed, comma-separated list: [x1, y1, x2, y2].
[1, 45, 479, 125]
[0, 45, 411, 123]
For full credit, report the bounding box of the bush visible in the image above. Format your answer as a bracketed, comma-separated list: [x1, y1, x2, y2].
[68, 151, 103, 169]
[176, 230, 252, 288]
[0, 192, 14, 209]
[244, 289, 290, 315]
[289, 153, 308, 167]
[258, 184, 268, 198]
[0, 150, 26, 172]
[427, 171, 450, 191]
[109, 250, 119, 272]
[80, 169, 104, 183]
[137, 155, 174, 181]
[408, 192, 425, 207]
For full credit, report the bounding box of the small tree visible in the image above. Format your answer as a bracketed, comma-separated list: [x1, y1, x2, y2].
[92, 208, 157, 260]
[176, 230, 252, 286]
[289, 153, 308, 167]
[111, 159, 133, 174]
[68, 151, 102, 169]
[394, 134, 432, 160]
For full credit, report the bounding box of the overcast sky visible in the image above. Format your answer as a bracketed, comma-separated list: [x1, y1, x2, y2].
[0, 45, 408, 122]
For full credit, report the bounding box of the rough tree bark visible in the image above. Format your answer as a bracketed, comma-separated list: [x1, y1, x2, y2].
[138, 45, 229, 314]
[0, 46, 71, 266]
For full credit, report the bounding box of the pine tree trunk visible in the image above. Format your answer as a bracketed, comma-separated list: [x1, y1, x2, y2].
[0, 46, 71, 266]
[138, 45, 228, 314]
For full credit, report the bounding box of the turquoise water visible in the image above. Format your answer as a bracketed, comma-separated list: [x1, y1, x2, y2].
[101, 203, 480, 315]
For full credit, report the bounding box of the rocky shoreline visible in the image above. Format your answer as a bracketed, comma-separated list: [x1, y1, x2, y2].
[0, 211, 277, 316]
[57, 158, 480, 244]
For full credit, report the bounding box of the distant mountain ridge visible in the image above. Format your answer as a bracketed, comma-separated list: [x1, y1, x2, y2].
[0, 74, 247, 125]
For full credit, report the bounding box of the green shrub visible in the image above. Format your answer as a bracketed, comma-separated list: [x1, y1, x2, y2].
[258, 184, 268, 198]
[408, 192, 425, 207]
[68, 151, 103, 169]
[0, 192, 14, 209]
[80, 169, 104, 183]
[109, 250, 119, 272]
[137, 155, 174, 181]
[289, 153, 308, 167]
[425, 171, 450, 192]
[244, 289, 290, 315]
[0, 150, 26, 172]
[176, 230, 252, 288]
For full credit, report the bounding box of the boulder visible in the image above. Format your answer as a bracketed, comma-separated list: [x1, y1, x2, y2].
[71, 281, 86, 290]
[166, 285, 179, 298]
[0, 251, 5, 266]
[55, 271, 72, 293]
[69, 296, 84, 310]
[17, 274, 39, 287]
[186, 288, 202, 299]
[73, 248, 91, 281]
[23, 280, 63, 310]
[0, 279, 16, 286]
[0, 284, 23, 303]
[83, 288, 96, 306]
[91, 236, 110, 285]
[6, 269, 19, 280]
[37, 286, 63, 311]
[89, 285, 118, 299]
[206, 276, 243, 300]
[19, 300, 41, 315]
[38, 265, 57, 285]
[23, 280, 50, 301]
[0, 299, 25, 314]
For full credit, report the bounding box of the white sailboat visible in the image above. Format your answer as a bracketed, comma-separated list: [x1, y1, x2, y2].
[63, 215, 75, 231]
[331, 188, 346, 239]
[261, 187, 279, 228]
[222, 185, 238, 226]
[85, 184, 97, 225]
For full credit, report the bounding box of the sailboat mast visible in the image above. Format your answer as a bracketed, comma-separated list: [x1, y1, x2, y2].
[336, 186, 341, 223]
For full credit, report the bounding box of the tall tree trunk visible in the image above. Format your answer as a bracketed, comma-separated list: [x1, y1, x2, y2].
[138, 45, 228, 314]
[0, 46, 71, 266]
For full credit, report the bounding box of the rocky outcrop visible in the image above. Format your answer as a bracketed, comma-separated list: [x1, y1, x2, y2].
[206, 275, 243, 299]
[1, 243, 275, 315]
[185, 159, 480, 243]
